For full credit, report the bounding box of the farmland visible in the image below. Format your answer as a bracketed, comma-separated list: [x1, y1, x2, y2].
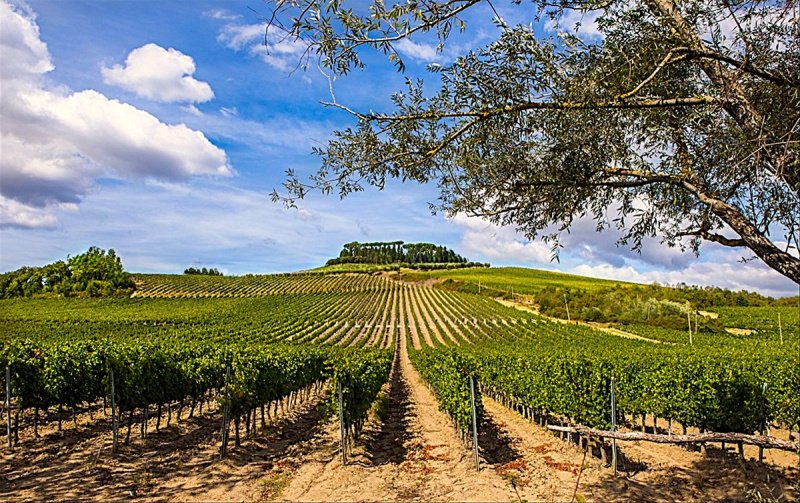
[1, 271, 798, 501]
[403, 266, 633, 294]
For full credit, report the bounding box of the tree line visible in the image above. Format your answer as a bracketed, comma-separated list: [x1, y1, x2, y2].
[184, 267, 223, 276]
[327, 241, 469, 265]
[0, 247, 134, 298]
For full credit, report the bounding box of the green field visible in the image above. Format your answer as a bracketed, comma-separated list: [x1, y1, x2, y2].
[406, 266, 636, 294]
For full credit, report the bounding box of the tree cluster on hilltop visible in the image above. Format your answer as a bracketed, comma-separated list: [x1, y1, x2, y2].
[184, 267, 224, 276]
[327, 241, 471, 265]
[0, 247, 135, 298]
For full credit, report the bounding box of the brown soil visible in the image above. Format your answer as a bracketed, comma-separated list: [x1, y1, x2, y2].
[278, 328, 513, 502]
[481, 397, 799, 502]
[1, 392, 328, 502]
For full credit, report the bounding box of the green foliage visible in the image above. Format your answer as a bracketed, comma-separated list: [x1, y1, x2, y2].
[272, 0, 800, 284]
[133, 272, 389, 297]
[221, 345, 327, 419]
[713, 306, 799, 332]
[414, 267, 780, 331]
[329, 347, 392, 434]
[0, 247, 134, 298]
[457, 323, 798, 432]
[327, 240, 471, 266]
[411, 346, 482, 432]
[1, 271, 795, 447]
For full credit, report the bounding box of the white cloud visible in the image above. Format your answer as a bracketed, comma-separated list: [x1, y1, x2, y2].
[545, 9, 603, 40]
[395, 39, 441, 63]
[0, 195, 59, 229]
[204, 8, 240, 21]
[571, 252, 798, 298]
[0, 0, 232, 229]
[0, 180, 453, 274]
[220, 106, 238, 117]
[451, 213, 553, 263]
[182, 104, 203, 116]
[0, 0, 52, 77]
[101, 43, 214, 103]
[450, 212, 798, 297]
[218, 22, 308, 72]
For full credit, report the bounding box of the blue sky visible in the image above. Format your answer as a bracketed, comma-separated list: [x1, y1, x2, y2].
[0, 0, 797, 297]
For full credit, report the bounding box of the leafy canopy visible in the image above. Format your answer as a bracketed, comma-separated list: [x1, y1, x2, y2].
[268, 0, 800, 283]
[0, 246, 134, 298]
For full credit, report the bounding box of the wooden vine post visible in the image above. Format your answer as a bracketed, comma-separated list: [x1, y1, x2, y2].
[778, 313, 783, 345]
[469, 375, 480, 471]
[220, 364, 231, 459]
[338, 380, 347, 466]
[759, 382, 767, 463]
[547, 424, 798, 452]
[564, 295, 571, 322]
[687, 310, 693, 345]
[110, 367, 118, 453]
[5, 366, 11, 450]
[610, 377, 617, 476]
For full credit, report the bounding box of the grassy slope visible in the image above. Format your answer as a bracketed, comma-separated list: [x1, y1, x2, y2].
[404, 266, 637, 294]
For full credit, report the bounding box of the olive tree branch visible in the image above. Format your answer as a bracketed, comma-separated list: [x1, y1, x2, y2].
[321, 95, 721, 122]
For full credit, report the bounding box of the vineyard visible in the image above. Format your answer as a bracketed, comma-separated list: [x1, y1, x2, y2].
[1, 272, 797, 501]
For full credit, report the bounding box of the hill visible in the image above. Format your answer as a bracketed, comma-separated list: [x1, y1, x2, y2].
[399, 266, 794, 329]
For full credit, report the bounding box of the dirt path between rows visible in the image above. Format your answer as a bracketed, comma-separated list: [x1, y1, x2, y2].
[279, 330, 514, 501]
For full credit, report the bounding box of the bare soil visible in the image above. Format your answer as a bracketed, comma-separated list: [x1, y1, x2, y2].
[1, 392, 328, 502]
[279, 327, 513, 502]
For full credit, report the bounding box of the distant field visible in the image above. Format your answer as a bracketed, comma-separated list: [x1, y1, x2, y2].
[303, 262, 486, 274]
[406, 266, 636, 294]
[131, 272, 387, 297]
[301, 263, 401, 274]
[713, 305, 799, 331]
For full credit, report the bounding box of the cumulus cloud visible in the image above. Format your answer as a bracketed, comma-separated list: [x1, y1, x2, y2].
[572, 253, 798, 298]
[204, 8, 240, 21]
[217, 22, 308, 71]
[451, 213, 553, 263]
[0, 0, 232, 229]
[0, 180, 452, 274]
[101, 43, 214, 103]
[0, 195, 59, 229]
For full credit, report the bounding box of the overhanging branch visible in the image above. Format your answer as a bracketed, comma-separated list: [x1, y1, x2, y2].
[322, 96, 721, 122]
